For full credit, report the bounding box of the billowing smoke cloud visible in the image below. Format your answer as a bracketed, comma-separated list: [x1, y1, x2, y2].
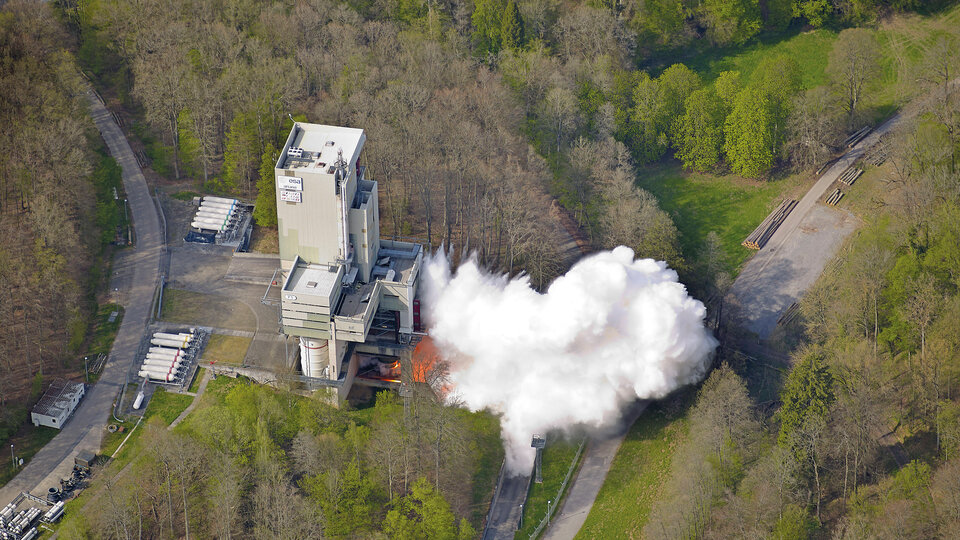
[423, 246, 717, 474]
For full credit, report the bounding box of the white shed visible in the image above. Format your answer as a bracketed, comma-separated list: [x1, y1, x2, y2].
[31, 379, 85, 429]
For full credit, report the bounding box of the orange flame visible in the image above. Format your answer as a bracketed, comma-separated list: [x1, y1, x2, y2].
[411, 337, 440, 384]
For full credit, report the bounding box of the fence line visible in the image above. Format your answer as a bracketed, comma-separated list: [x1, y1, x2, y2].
[529, 438, 586, 539]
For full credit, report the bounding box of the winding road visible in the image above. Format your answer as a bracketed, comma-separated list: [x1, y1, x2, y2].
[0, 86, 160, 503]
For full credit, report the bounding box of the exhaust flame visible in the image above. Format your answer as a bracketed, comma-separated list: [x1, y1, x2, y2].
[423, 246, 717, 474]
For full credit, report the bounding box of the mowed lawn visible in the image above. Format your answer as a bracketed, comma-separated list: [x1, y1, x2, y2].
[160, 289, 257, 331]
[680, 28, 837, 87]
[638, 163, 804, 275]
[201, 334, 252, 365]
[575, 392, 693, 539]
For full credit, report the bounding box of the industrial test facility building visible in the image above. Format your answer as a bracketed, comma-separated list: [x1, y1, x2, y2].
[272, 122, 423, 402]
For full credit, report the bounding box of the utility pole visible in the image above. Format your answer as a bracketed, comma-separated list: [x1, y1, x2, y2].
[84, 356, 89, 383]
[11, 444, 14, 469]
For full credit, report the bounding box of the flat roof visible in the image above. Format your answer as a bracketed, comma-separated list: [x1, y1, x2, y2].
[338, 282, 377, 318]
[285, 262, 341, 298]
[281, 123, 364, 171]
[374, 241, 422, 284]
[33, 379, 83, 418]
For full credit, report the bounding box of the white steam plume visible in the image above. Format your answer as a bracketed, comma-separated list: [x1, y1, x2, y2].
[423, 246, 717, 474]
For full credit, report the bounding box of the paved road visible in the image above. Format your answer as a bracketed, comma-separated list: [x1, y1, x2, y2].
[0, 88, 160, 503]
[483, 471, 530, 540]
[543, 402, 647, 540]
[730, 112, 908, 338]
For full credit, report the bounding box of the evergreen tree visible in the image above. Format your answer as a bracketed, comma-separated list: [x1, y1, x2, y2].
[472, 0, 505, 56]
[777, 352, 835, 448]
[500, 0, 525, 50]
[253, 145, 279, 227]
[222, 112, 259, 194]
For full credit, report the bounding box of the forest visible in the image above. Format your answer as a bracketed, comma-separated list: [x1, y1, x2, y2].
[58, 376, 501, 538]
[0, 4, 122, 443]
[2, 0, 960, 537]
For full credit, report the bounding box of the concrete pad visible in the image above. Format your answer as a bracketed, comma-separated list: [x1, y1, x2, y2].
[731, 205, 858, 338]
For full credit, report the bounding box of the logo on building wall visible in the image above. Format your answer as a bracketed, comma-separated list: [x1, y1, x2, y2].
[277, 175, 303, 191]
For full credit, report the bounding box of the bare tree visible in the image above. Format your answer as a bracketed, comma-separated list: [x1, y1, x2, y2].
[828, 28, 881, 124]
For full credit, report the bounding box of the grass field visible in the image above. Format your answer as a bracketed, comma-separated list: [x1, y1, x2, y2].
[88, 303, 123, 356]
[143, 388, 193, 426]
[160, 289, 257, 331]
[202, 334, 252, 365]
[639, 163, 809, 275]
[683, 28, 837, 88]
[575, 391, 694, 539]
[0, 425, 59, 489]
[516, 437, 584, 538]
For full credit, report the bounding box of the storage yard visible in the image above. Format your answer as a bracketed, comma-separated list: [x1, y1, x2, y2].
[183, 196, 254, 251]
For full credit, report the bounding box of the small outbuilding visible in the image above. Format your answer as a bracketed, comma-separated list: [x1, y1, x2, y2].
[31, 379, 85, 429]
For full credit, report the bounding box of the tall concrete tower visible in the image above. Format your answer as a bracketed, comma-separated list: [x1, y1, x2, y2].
[274, 123, 422, 402]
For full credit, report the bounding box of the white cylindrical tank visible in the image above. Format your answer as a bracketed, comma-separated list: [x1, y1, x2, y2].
[153, 332, 192, 343]
[139, 370, 176, 382]
[191, 221, 227, 232]
[193, 216, 230, 227]
[132, 391, 145, 410]
[140, 364, 176, 374]
[197, 204, 232, 214]
[204, 196, 238, 205]
[151, 337, 189, 348]
[146, 354, 182, 364]
[299, 338, 328, 378]
[199, 201, 235, 212]
[147, 347, 182, 357]
[195, 210, 232, 221]
[142, 358, 183, 369]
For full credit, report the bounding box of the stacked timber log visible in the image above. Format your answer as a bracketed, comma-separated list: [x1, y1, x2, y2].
[742, 199, 798, 250]
[777, 302, 801, 326]
[838, 167, 863, 186]
[825, 188, 844, 206]
[866, 139, 889, 166]
[844, 126, 872, 148]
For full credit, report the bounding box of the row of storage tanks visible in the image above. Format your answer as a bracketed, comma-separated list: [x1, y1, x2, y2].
[138, 331, 196, 383]
[191, 196, 241, 233]
[0, 500, 65, 539]
[0, 501, 49, 540]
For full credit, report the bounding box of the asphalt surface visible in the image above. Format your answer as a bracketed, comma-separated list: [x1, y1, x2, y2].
[483, 471, 530, 539]
[730, 111, 908, 338]
[0, 88, 160, 503]
[543, 402, 648, 540]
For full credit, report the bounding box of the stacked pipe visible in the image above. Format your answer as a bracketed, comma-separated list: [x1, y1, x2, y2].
[192, 196, 239, 232]
[42, 502, 65, 523]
